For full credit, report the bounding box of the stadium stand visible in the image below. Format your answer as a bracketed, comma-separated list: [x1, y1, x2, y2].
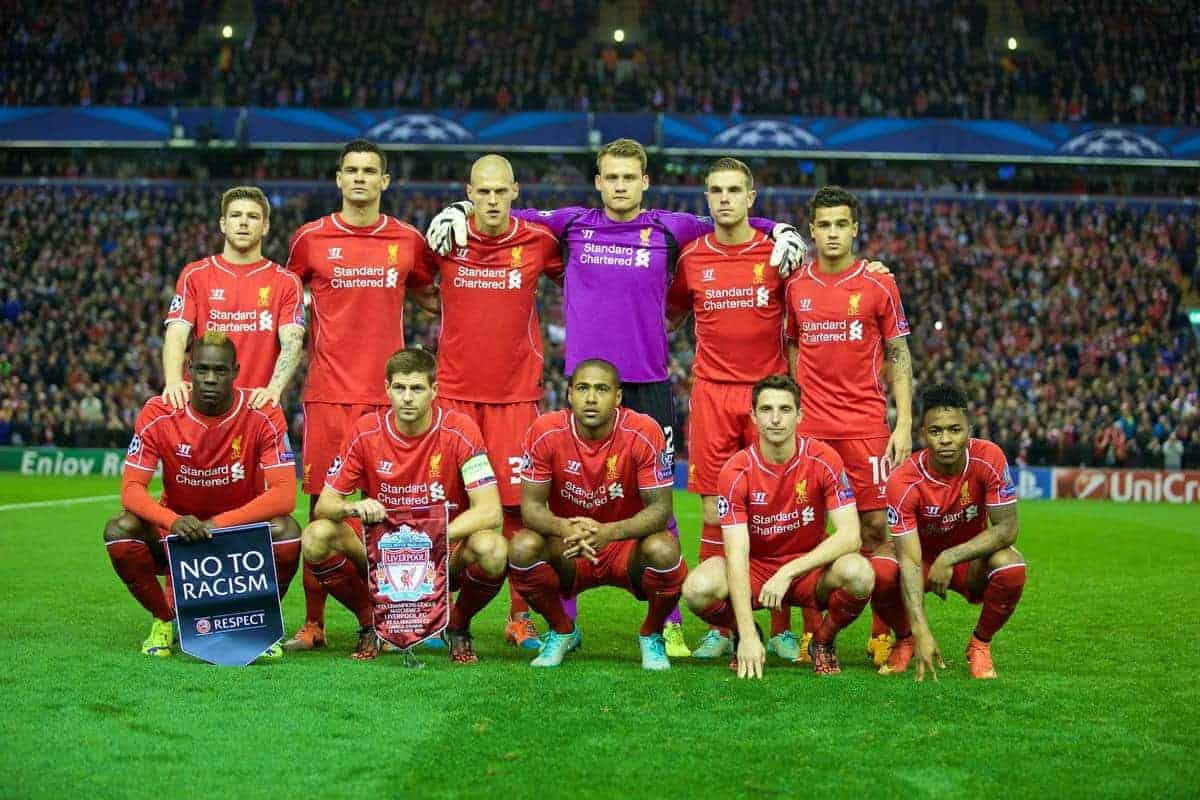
[4, 1, 1196, 123]
[2, 182, 1195, 469]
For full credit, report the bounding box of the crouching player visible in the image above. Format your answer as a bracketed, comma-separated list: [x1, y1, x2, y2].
[508, 359, 686, 670]
[300, 347, 504, 663]
[683, 375, 873, 678]
[104, 332, 301, 657]
[871, 383, 1027, 680]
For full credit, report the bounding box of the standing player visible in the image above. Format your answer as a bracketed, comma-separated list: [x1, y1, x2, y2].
[785, 185, 914, 667]
[300, 348, 505, 663]
[429, 138, 807, 657]
[423, 154, 563, 650]
[104, 332, 301, 658]
[666, 157, 802, 660]
[162, 186, 305, 410]
[283, 140, 435, 651]
[871, 383, 1027, 680]
[682, 374, 873, 677]
[507, 359, 687, 670]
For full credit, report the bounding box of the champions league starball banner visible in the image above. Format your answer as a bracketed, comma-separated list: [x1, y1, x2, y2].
[366, 507, 450, 650]
[166, 523, 284, 666]
[1, 108, 1196, 164]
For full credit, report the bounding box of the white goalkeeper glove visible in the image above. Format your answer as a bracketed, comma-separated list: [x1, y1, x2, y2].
[770, 223, 808, 277]
[426, 201, 473, 255]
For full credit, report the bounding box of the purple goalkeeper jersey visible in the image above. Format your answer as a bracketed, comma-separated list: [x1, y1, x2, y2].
[513, 207, 775, 383]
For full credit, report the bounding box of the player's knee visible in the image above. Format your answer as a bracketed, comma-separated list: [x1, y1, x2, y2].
[639, 531, 681, 570]
[469, 530, 508, 576]
[682, 565, 723, 610]
[103, 511, 146, 544]
[836, 553, 875, 598]
[302, 519, 340, 559]
[988, 547, 1025, 573]
[269, 515, 301, 542]
[507, 529, 545, 568]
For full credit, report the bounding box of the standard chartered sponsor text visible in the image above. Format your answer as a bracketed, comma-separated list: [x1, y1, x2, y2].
[332, 265, 388, 288]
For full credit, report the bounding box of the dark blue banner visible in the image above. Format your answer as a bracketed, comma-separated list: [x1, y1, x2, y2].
[1, 108, 1196, 164]
[660, 115, 1199, 164]
[166, 523, 284, 666]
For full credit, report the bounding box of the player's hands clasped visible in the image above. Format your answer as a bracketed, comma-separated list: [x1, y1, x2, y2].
[927, 555, 953, 599]
[735, 628, 766, 680]
[348, 498, 387, 524]
[769, 223, 808, 277]
[912, 627, 946, 682]
[248, 385, 282, 409]
[757, 573, 793, 611]
[171, 515, 211, 542]
[561, 517, 605, 563]
[162, 380, 192, 409]
[425, 201, 474, 255]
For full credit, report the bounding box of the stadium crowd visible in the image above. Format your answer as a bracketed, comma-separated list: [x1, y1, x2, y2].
[4, 0, 1198, 125]
[2, 183, 1196, 469]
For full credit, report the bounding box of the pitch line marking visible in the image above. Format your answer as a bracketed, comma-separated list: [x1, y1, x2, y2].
[0, 494, 119, 512]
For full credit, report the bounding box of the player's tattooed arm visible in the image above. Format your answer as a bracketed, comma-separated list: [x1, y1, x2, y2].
[885, 336, 914, 464]
[895, 532, 930, 629]
[597, 486, 672, 544]
[896, 530, 944, 680]
[938, 502, 1019, 568]
[251, 324, 305, 409]
[520, 478, 571, 539]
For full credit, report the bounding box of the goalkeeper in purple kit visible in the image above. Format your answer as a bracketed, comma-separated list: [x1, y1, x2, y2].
[426, 138, 807, 656]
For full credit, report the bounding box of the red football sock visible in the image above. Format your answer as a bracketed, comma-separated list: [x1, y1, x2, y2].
[501, 512, 529, 615]
[770, 605, 793, 636]
[510, 562, 573, 633]
[973, 564, 1026, 642]
[860, 546, 890, 637]
[302, 563, 329, 626]
[272, 538, 301, 601]
[640, 558, 688, 636]
[308, 554, 372, 627]
[801, 607, 824, 636]
[816, 588, 869, 644]
[106, 539, 174, 621]
[450, 563, 504, 630]
[870, 556, 911, 638]
[696, 600, 737, 631]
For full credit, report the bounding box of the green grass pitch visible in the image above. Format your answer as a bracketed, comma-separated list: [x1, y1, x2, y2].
[1, 474, 1197, 799]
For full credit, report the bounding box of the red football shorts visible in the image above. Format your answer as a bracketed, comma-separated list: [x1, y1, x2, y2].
[438, 397, 539, 507]
[873, 553, 984, 603]
[747, 556, 828, 610]
[302, 402, 386, 495]
[686, 378, 756, 495]
[565, 538, 648, 600]
[825, 436, 890, 512]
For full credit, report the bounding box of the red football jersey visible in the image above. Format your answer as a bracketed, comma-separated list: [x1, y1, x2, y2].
[124, 389, 295, 519]
[668, 232, 788, 382]
[165, 255, 305, 389]
[325, 407, 496, 521]
[717, 438, 857, 559]
[521, 407, 674, 523]
[429, 217, 563, 402]
[784, 259, 910, 439]
[886, 440, 1018, 559]
[287, 214, 434, 404]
